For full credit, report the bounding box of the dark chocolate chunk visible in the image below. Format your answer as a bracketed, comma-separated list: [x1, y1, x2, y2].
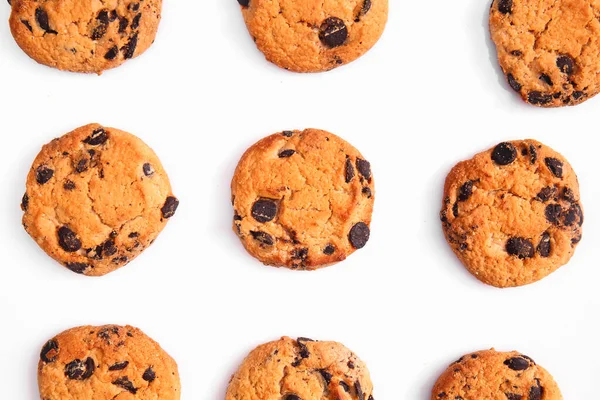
[161, 196, 179, 218]
[122, 33, 138, 59]
[252, 199, 277, 222]
[279, 149, 296, 158]
[21, 19, 33, 32]
[362, 187, 372, 198]
[58, 226, 81, 252]
[505, 394, 523, 400]
[250, 231, 274, 246]
[75, 159, 88, 173]
[345, 157, 355, 183]
[506, 238, 534, 259]
[237, 0, 250, 6]
[562, 205, 580, 226]
[83, 128, 108, 145]
[119, 17, 129, 33]
[65, 358, 95, 380]
[35, 8, 57, 34]
[529, 144, 537, 164]
[507, 73, 522, 92]
[142, 367, 156, 382]
[511, 50, 522, 56]
[544, 157, 563, 178]
[143, 163, 155, 176]
[131, 13, 141, 30]
[537, 232, 551, 257]
[284, 396, 300, 400]
[105, 46, 119, 60]
[319, 369, 332, 385]
[63, 180, 76, 190]
[282, 130, 293, 137]
[458, 181, 474, 201]
[355, 0, 371, 21]
[109, 361, 129, 371]
[529, 379, 544, 400]
[561, 187, 576, 202]
[348, 361, 355, 369]
[492, 142, 517, 165]
[498, 0, 512, 13]
[340, 381, 350, 392]
[128, 2, 140, 11]
[535, 186, 556, 202]
[355, 381, 365, 400]
[556, 55, 574, 75]
[112, 376, 137, 394]
[539, 74, 553, 86]
[40, 340, 59, 363]
[323, 244, 335, 255]
[349, 222, 370, 249]
[504, 356, 530, 371]
[319, 17, 348, 48]
[528, 91, 553, 105]
[452, 202, 459, 217]
[36, 166, 54, 184]
[65, 262, 90, 274]
[356, 158, 371, 180]
[572, 91, 585, 100]
[21, 193, 29, 211]
[545, 203, 562, 224]
[91, 19, 108, 40]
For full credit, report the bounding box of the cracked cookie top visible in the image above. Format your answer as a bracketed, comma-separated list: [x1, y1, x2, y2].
[490, 0, 600, 107]
[22, 123, 178, 276]
[226, 337, 374, 400]
[238, 0, 388, 72]
[432, 349, 562, 400]
[231, 129, 374, 270]
[440, 139, 583, 288]
[9, 0, 162, 74]
[38, 325, 180, 400]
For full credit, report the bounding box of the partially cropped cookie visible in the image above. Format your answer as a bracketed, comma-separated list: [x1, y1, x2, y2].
[22, 123, 179, 276]
[441, 140, 583, 288]
[432, 349, 562, 400]
[490, 0, 600, 107]
[38, 325, 180, 399]
[226, 337, 374, 400]
[231, 129, 374, 270]
[9, 0, 162, 74]
[237, 0, 388, 72]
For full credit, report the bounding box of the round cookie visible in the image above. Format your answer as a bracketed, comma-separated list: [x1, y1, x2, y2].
[237, 0, 388, 72]
[22, 123, 179, 276]
[231, 129, 374, 270]
[490, 0, 600, 107]
[226, 337, 374, 400]
[432, 349, 562, 400]
[38, 325, 180, 399]
[440, 140, 583, 288]
[9, 0, 162, 74]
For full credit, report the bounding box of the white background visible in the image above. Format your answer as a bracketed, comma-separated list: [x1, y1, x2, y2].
[0, 0, 598, 398]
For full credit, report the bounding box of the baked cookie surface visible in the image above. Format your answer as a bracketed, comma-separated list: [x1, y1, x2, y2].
[432, 349, 562, 400]
[490, 0, 600, 107]
[9, 0, 162, 74]
[238, 0, 388, 72]
[22, 123, 179, 276]
[38, 325, 180, 400]
[226, 337, 374, 400]
[441, 140, 583, 288]
[231, 129, 374, 270]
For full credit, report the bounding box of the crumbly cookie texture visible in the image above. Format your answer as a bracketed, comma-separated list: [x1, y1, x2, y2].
[432, 349, 562, 400]
[226, 337, 374, 400]
[22, 123, 179, 276]
[440, 140, 583, 288]
[238, 0, 388, 72]
[231, 129, 374, 270]
[9, 0, 162, 74]
[38, 325, 180, 400]
[490, 0, 600, 107]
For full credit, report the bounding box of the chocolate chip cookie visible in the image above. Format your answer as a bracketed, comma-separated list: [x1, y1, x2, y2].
[226, 337, 374, 400]
[9, 0, 162, 74]
[490, 0, 600, 107]
[231, 129, 374, 270]
[432, 349, 562, 400]
[38, 325, 180, 399]
[441, 140, 583, 288]
[22, 123, 179, 276]
[237, 0, 388, 72]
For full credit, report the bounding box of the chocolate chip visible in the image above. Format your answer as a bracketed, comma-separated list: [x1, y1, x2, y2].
[131, 13, 141, 30]
[122, 33, 138, 59]
[362, 187, 372, 198]
[237, 0, 250, 6]
[119, 17, 129, 33]
[83, 128, 108, 146]
[345, 157, 355, 183]
[497, 0, 512, 13]
[323, 244, 335, 255]
[561, 187, 576, 202]
[91, 16, 108, 40]
[573, 91, 585, 100]
[58, 226, 81, 252]
[528, 91, 553, 105]
[65, 358, 95, 380]
[529, 144, 537, 164]
[507, 73, 522, 92]
[110, 10, 118, 21]
[537, 232, 551, 257]
[458, 181, 474, 201]
[128, 232, 139, 238]
[504, 356, 530, 371]
[535, 186, 556, 202]
[282, 130, 293, 137]
[40, 340, 59, 363]
[355, 381, 365, 400]
[279, 149, 296, 158]
[506, 238, 534, 259]
[35, 8, 57, 34]
[571, 203, 583, 226]
[529, 380, 544, 400]
[544, 157, 563, 178]
[21, 19, 33, 32]
[143, 163, 155, 176]
[319, 369, 332, 385]
[556, 55, 574, 75]
[539, 74, 553, 86]
[284, 396, 300, 400]
[75, 159, 88, 173]
[340, 382, 350, 392]
[505, 394, 523, 400]
[319, 17, 348, 48]
[102, 240, 118, 257]
[21, 193, 29, 211]
[63, 180, 76, 190]
[161, 196, 179, 218]
[129, 2, 140, 11]
[112, 377, 137, 394]
[36, 166, 54, 184]
[348, 361, 355, 369]
[452, 202, 459, 217]
[562, 205, 580, 226]
[368, 396, 374, 400]
[65, 262, 90, 274]
[356, 158, 371, 180]
[511, 50, 522, 56]
[252, 199, 277, 222]
[349, 222, 370, 249]
[545, 204, 562, 224]
[250, 231, 274, 246]
[105, 46, 119, 60]
[112, 256, 128, 264]
[142, 367, 156, 382]
[355, 0, 371, 21]
[109, 361, 129, 371]
[492, 142, 517, 165]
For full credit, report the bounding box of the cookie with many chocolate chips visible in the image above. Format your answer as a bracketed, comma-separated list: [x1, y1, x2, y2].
[9, 0, 162, 74]
[432, 349, 562, 400]
[441, 140, 583, 287]
[231, 129, 374, 270]
[490, 0, 600, 107]
[237, 0, 388, 72]
[38, 325, 180, 399]
[226, 337, 374, 400]
[22, 123, 179, 276]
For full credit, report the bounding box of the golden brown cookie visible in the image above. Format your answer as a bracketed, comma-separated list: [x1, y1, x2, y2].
[432, 349, 562, 400]
[231, 129, 374, 270]
[9, 0, 162, 74]
[22, 123, 179, 276]
[38, 325, 180, 400]
[440, 140, 583, 288]
[226, 337, 374, 400]
[490, 0, 600, 107]
[237, 0, 388, 72]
